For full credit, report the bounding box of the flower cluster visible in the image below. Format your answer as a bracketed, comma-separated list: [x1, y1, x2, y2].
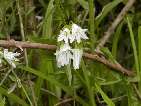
[55, 23, 88, 69]
[0, 49, 20, 68]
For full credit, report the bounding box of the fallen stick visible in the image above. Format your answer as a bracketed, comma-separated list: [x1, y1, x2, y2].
[0, 40, 134, 76]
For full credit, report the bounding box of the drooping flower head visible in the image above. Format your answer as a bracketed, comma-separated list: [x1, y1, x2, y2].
[69, 23, 88, 43]
[58, 28, 71, 44]
[55, 23, 89, 69]
[55, 43, 72, 67]
[72, 49, 83, 69]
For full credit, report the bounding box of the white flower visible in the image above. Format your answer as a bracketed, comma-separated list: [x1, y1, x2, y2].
[69, 24, 88, 43]
[55, 44, 72, 68]
[59, 43, 71, 52]
[72, 49, 83, 69]
[56, 23, 87, 69]
[3, 49, 20, 68]
[58, 28, 71, 43]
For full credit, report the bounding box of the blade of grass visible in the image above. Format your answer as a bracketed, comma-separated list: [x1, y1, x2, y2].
[95, 0, 122, 27]
[112, 21, 124, 58]
[42, 0, 54, 38]
[0, 87, 29, 106]
[127, 16, 141, 92]
[77, 0, 89, 10]
[88, 0, 95, 49]
[95, 83, 115, 106]
[34, 50, 58, 106]
[45, 55, 58, 106]
[123, 78, 135, 106]
[81, 60, 96, 106]
[19, 66, 89, 106]
[138, 26, 141, 82]
[19, 66, 71, 94]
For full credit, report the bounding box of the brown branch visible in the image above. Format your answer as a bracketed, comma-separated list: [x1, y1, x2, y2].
[83, 53, 133, 76]
[0, 40, 134, 76]
[0, 40, 57, 50]
[96, 0, 136, 51]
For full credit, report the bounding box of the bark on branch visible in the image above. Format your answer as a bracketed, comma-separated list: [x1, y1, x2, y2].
[0, 40, 134, 76]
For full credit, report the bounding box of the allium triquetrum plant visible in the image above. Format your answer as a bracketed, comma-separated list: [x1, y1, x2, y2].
[0, 0, 141, 106]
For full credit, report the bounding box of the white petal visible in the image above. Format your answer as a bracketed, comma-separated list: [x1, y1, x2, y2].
[60, 43, 71, 52]
[57, 28, 71, 43]
[71, 23, 89, 43]
[3, 49, 20, 68]
[72, 49, 83, 69]
[69, 34, 75, 43]
[75, 33, 81, 43]
[58, 33, 65, 42]
[55, 44, 72, 68]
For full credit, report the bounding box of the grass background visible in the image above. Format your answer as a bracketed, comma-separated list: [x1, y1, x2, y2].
[0, 0, 141, 106]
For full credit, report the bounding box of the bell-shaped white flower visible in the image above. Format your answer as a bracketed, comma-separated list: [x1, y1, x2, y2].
[55, 43, 72, 68]
[59, 43, 71, 52]
[3, 49, 20, 68]
[70, 24, 88, 43]
[58, 28, 71, 44]
[72, 49, 83, 69]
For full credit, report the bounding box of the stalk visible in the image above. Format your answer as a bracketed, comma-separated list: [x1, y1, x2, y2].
[88, 0, 96, 50]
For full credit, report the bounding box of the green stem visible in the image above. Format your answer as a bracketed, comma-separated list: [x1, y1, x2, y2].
[88, 0, 95, 50]
[66, 64, 72, 86]
[138, 27, 141, 69]
[127, 17, 141, 92]
[81, 60, 96, 106]
[12, 70, 33, 106]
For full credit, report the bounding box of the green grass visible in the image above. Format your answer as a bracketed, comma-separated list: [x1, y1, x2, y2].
[0, 0, 141, 106]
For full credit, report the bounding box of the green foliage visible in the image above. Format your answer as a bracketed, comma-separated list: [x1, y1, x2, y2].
[0, 0, 141, 106]
[95, 0, 122, 27]
[112, 21, 124, 58]
[127, 16, 141, 92]
[77, 0, 89, 10]
[95, 83, 115, 106]
[0, 87, 28, 106]
[42, 0, 54, 38]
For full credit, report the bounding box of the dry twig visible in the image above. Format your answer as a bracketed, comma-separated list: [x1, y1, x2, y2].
[0, 40, 134, 76]
[96, 0, 136, 51]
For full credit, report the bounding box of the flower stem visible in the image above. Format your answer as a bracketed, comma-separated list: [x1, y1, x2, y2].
[88, 0, 96, 50]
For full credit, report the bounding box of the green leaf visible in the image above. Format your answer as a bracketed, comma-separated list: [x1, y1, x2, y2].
[77, 0, 89, 10]
[127, 16, 141, 91]
[112, 21, 124, 58]
[99, 79, 121, 85]
[138, 26, 141, 80]
[19, 66, 71, 94]
[0, 97, 5, 106]
[95, 83, 115, 106]
[0, 87, 29, 106]
[42, 0, 54, 38]
[101, 47, 117, 63]
[19, 66, 89, 106]
[81, 60, 96, 106]
[96, 0, 122, 27]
